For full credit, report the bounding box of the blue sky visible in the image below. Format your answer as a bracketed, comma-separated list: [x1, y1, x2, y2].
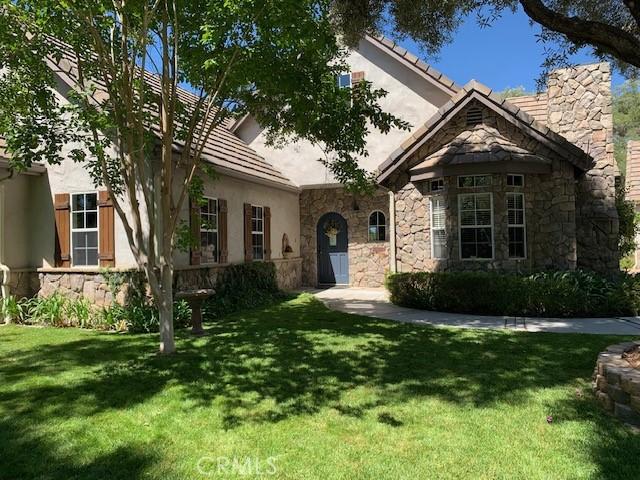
[393, 6, 625, 93]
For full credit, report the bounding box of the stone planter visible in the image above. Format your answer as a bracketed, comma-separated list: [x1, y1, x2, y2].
[593, 341, 640, 427]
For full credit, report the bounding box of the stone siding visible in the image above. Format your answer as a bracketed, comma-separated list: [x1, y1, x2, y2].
[593, 341, 640, 427]
[547, 63, 619, 272]
[300, 187, 390, 287]
[389, 103, 578, 272]
[3, 269, 39, 299]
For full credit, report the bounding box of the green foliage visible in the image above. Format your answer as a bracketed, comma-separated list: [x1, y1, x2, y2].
[0, 295, 27, 323]
[203, 262, 283, 320]
[616, 185, 639, 259]
[65, 297, 92, 328]
[493, 86, 534, 100]
[613, 80, 640, 173]
[25, 293, 68, 327]
[386, 270, 640, 317]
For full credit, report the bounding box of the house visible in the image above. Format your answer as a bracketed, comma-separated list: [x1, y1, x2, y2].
[0, 36, 619, 304]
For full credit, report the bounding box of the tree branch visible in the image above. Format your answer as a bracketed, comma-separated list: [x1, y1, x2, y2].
[519, 0, 640, 68]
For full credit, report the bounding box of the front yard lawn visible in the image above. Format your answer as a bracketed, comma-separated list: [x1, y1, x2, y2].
[1, 293, 638, 479]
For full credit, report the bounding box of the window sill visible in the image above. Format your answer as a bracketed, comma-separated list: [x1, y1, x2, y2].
[38, 266, 136, 274]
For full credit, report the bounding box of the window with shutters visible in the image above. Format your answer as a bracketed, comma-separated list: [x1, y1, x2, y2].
[458, 193, 493, 260]
[368, 211, 386, 242]
[430, 196, 447, 259]
[507, 193, 526, 258]
[251, 205, 264, 260]
[200, 197, 218, 264]
[71, 192, 99, 266]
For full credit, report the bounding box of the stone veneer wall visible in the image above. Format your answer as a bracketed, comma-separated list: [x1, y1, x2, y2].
[547, 63, 619, 272]
[3, 269, 40, 298]
[300, 187, 390, 287]
[38, 259, 303, 306]
[593, 341, 640, 427]
[389, 103, 578, 272]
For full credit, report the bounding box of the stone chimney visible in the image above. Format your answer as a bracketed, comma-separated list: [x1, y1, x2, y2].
[546, 63, 619, 272]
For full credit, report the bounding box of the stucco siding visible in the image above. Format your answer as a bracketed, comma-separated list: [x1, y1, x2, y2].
[235, 39, 446, 186]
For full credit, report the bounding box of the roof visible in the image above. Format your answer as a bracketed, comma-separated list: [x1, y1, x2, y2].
[409, 124, 551, 181]
[45, 37, 295, 190]
[364, 35, 461, 96]
[626, 140, 640, 202]
[377, 79, 593, 184]
[506, 94, 548, 124]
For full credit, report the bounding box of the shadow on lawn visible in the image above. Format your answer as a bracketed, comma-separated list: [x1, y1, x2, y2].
[1, 295, 638, 478]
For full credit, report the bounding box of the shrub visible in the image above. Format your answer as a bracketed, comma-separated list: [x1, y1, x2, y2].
[203, 262, 282, 320]
[385, 270, 640, 318]
[25, 293, 68, 326]
[0, 295, 28, 323]
[65, 297, 93, 328]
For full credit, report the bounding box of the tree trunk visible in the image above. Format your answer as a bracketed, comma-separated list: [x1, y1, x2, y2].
[158, 265, 175, 354]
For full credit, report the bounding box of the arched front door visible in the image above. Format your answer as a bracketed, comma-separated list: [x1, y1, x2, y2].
[317, 212, 349, 285]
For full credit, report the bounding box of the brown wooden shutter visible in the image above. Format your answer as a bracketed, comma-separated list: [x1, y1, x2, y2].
[243, 203, 252, 262]
[98, 190, 115, 267]
[54, 193, 71, 267]
[264, 206, 271, 261]
[218, 199, 228, 263]
[189, 198, 201, 265]
[351, 71, 365, 84]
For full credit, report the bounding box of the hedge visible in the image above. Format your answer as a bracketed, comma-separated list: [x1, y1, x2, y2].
[385, 270, 640, 317]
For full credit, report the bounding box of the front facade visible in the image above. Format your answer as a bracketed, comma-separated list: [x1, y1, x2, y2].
[0, 36, 620, 305]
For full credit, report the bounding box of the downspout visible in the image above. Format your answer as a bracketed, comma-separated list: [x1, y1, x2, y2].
[388, 190, 397, 274]
[0, 181, 11, 323]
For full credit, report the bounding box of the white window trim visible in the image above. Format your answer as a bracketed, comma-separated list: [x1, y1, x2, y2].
[507, 173, 525, 187]
[368, 210, 386, 242]
[251, 204, 264, 261]
[430, 196, 447, 259]
[200, 196, 219, 265]
[458, 192, 494, 261]
[70, 191, 100, 267]
[507, 192, 527, 259]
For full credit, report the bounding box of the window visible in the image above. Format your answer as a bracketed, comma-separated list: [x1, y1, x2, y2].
[507, 193, 526, 258]
[430, 196, 447, 259]
[337, 73, 352, 89]
[71, 192, 99, 266]
[458, 175, 492, 188]
[200, 197, 218, 264]
[507, 174, 524, 187]
[458, 193, 493, 259]
[430, 178, 444, 192]
[251, 205, 264, 260]
[368, 211, 386, 242]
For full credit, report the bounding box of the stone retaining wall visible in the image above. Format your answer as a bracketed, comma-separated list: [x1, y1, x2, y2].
[593, 341, 640, 427]
[38, 258, 303, 307]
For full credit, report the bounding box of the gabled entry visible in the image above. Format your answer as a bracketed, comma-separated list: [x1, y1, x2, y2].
[317, 212, 349, 285]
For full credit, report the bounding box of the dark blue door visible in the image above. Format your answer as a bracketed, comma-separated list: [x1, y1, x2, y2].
[317, 212, 349, 285]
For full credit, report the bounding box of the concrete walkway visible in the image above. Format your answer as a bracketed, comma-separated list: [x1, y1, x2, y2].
[308, 287, 640, 335]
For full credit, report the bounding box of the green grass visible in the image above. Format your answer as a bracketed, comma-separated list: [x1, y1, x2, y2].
[1, 293, 638, 479]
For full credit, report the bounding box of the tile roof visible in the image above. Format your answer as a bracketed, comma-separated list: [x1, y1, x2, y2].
[46, 37, 295, 189]
[626, 140, 640, 202]
[377, 79, 593, 184]
[506, 94, 548, 124]
[365, 35, 461, 95]
[409, 124, 550, 176]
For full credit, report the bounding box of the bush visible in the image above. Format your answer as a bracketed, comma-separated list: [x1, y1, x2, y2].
[385, 270, 640, 318]
[203, 261, 282, 320]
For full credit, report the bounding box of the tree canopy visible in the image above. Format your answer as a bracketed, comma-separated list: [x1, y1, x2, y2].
[332, 0, 640, 85]
[0, 0, 408, 352]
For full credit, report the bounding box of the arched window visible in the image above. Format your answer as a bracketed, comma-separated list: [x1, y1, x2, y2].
[368, 211, 386, 241]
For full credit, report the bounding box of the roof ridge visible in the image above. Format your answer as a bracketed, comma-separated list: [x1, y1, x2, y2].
[365, 34, 461, 94]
